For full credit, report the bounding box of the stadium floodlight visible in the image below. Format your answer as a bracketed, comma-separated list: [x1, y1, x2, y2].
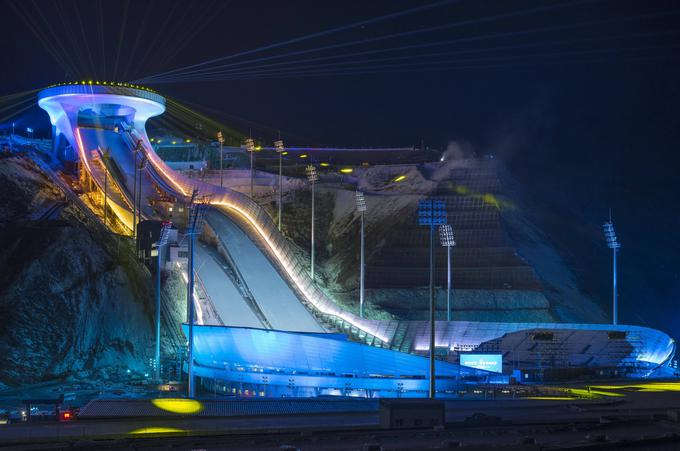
[306, 164, 318, 282]
[356, 191, 367, 317]
[155, 223, 171, 382]
[603, 216, 621, 325]
[245, 137, 256, 197]
[217, 131, 224, 188]
[439, 224, 455, 322]
[274, 139, 285, 231]
[185, 189, 209, 398]
[417, 198, 446, 399]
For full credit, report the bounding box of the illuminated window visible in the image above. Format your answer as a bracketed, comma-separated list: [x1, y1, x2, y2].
[168, 207, 173, 212]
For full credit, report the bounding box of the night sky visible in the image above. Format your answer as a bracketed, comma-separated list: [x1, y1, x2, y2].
[1, 0, 679, 336]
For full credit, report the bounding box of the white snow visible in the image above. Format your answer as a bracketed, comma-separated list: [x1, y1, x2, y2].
[194, 243, 264, 328]
[206, 210, 324, 333]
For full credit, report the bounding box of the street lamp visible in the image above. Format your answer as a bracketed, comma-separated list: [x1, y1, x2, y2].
[417, 198, 446, 399]
[245, 137, 255, 198]
[217, 131, 224, 188]
[356, 190, 367, 318]
[439, 224, 455, 322]
[603, 215, 621, 325]
[306, 164, 318, 282]
[155, 223, 171, 381]
[274, 139, 285, 231]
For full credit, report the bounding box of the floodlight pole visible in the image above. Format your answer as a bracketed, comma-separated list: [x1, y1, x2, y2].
[439, 224, 455, 322]
[446, 244, 452, 321]
[612, 246, 618, 325]
[279, 152, 283, 230]
[138, 156, 144, 220]
[419, 199, 445, 399]
[603, 214, 621, 326]
[217, 131, 224, 188]
[154, 225, 169, 382]
[103, 151, 108, 227]
[136, 155, 147, 257]
[186, 192, 200, 399]
[356, 191, 367, 318]
[307, 165, 318, 282]
[275, 139, 285, 231]
[132, 148, 138, 237]
[311, 176, 315, 282]
[187, 229, 195, 398]
[155, 242, 162, 380]
[428, 222, 435, 399]
[104, 169, 108, 226]
[250, 146, 254, 198]
[245, 138, 255, 198]
[360, 209, 365, 317]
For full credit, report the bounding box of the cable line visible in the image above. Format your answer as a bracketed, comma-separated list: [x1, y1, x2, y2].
[135, 0, 465, 82]
[141, 0, 603, 83]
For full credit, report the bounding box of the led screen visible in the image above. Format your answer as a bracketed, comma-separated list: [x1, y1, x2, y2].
[460, 354, 503, 373]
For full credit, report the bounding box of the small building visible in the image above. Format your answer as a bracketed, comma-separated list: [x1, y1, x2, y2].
[151, 133, 207, 172]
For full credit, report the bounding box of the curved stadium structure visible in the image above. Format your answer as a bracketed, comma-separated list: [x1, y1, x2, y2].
[38, 82, 676, 398]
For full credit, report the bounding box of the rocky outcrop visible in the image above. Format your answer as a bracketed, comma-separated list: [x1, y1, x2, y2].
[0, 156, 155, 386]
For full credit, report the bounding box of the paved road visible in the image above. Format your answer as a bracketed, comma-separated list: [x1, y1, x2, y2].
[3, 392, 680, 449]
[206, 210, 324, 333]
[194, 243, 263, 328]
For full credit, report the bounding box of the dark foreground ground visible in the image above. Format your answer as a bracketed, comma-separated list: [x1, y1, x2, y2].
[2, 382, 680, 450]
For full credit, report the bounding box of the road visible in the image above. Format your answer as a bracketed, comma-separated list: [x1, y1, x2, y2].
[3, 390, 680, 449]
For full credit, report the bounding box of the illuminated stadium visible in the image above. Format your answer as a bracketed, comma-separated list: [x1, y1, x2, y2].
[38, 83, 676, 398]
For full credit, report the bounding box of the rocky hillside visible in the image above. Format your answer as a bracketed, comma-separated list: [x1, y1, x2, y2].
[266, 157, 607, 324]
[0, 155, 155, 387]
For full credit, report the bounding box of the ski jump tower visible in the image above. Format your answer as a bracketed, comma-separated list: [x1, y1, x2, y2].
[38, 82, 166, 231]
